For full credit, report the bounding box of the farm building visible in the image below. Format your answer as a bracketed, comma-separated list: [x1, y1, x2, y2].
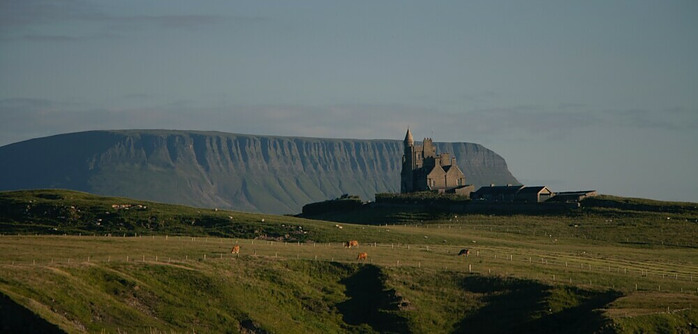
[546, 190, 598, 203]
[471, 185, 524, 202]
[515, 186, 554, 203]
[471, 185, 555, 203]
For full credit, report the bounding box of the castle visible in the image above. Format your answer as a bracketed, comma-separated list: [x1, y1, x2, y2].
[400, 128, 472, 195]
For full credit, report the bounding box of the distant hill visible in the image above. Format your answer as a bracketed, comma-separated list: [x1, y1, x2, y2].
[0, 130, 519, 214]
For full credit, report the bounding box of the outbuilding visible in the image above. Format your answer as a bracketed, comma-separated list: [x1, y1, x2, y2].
[514, 186, 554, 203]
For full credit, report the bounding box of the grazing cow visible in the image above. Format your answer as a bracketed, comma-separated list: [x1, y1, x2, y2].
[357, 252, 368, 261]
[457, 249, 470, 256]
[231, 245, 240, 254]
[345, 240, 359, 248]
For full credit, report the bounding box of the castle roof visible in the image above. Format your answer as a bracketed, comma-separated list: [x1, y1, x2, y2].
[404, 128, 414, 145]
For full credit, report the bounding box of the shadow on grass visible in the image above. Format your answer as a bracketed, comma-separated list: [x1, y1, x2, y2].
[0, 292, 65, 333]
[454, 276, 622, 334]
[337, 265, 410, 333]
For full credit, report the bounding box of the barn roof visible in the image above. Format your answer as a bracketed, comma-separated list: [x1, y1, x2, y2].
[473, 185, 523, 195]
[517, 186, 551, 194]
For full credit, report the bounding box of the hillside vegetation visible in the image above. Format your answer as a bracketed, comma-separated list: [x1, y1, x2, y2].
[1, 189, 698, 333]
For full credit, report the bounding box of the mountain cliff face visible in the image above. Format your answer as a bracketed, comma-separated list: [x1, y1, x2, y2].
[0, 130, 519, 213]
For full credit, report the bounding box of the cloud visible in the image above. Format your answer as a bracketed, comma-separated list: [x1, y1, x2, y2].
[0, 1, 227, 28]
[611, 107, 698, 131]
[0, 1, 260, 42]
[2, 96, 695, 149]
[0, 0, 86, 27]
[114, 15, 229, 29]
[0, 97, 54, 109]
[20, 34, 78, 42]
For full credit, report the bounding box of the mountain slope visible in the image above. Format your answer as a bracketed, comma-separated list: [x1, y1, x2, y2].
[0, 130, 518, 213]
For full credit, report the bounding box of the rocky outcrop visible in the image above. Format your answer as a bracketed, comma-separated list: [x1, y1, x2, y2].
[0, 130, 518, 213]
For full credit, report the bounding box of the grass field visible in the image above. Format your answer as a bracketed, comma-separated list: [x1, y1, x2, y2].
[1, 189, 698, 333]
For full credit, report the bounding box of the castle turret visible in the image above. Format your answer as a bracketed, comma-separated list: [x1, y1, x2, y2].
[404, 128, 414, 147]
[401, 128, 415, 193]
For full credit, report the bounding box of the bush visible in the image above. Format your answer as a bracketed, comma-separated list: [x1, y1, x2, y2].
[301, 195, 364, 215]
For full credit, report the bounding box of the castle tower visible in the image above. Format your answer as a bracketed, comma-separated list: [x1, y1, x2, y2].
[401, 128, 415, 193]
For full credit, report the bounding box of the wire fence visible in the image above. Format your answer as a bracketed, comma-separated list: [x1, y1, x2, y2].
[2, 235, 697, 295]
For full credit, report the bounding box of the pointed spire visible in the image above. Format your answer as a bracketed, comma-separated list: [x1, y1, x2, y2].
[404, 128, 414, 146]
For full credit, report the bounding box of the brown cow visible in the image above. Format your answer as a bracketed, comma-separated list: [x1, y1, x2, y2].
[345, 240, 359, 248]
[357, 252, 368, 261]
[457, 249, 470, 256]
[231, 245, 240, 254]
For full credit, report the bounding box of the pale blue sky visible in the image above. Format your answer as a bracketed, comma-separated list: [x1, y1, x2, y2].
[1, 0, 697, 202]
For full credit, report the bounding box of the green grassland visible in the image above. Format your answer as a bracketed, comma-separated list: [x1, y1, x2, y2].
[1, 189, 697, 333]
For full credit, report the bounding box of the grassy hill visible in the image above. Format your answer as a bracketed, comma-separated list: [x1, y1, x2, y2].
[1, 189, 697, 333]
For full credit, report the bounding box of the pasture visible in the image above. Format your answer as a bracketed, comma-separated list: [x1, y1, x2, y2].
[1, 189, 698, 332]
[2, 223, 697, 333]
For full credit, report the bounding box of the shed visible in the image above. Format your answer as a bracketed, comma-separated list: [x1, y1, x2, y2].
[471, 185, 523, 202]
[515, 186, 554, 203]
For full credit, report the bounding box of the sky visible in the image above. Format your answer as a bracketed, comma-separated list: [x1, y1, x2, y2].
[1, 0, 697, 202]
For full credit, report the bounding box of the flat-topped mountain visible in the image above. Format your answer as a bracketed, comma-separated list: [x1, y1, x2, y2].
[0, 130, 518, 213]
